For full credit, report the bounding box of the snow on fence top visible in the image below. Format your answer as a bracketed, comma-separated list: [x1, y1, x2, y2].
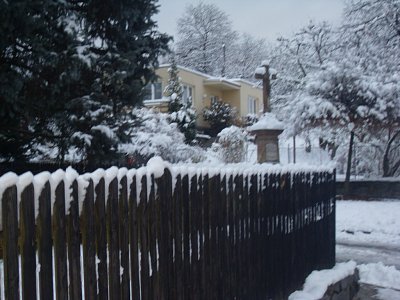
[0, 157, 334, 228]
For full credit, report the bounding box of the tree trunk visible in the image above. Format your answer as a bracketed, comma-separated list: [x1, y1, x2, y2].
[344, 131, 355, 195]
[382, 129, 400, 177]
[293, 135, 296, 164]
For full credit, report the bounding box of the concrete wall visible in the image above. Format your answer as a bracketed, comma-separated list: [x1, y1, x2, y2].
[336, 180, 400, 200]
[322, 269, 360, 300]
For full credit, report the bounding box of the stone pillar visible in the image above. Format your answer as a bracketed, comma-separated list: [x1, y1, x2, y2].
[252, 62, 283, 164]
[252, 129, 283, 164]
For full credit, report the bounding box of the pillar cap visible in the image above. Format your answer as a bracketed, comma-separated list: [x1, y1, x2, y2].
[248, 113, 284, 132]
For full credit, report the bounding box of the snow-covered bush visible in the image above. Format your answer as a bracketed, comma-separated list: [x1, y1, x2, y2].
[169, 106, 197, 143]
[244, 114, 259, 127]
[203, 100, 238, 136]
[119, 108, 205, 164]
[211, 126, 248, 163]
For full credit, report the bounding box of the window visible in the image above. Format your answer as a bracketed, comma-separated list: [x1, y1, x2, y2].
[210, 96, 220, 104]
[182, 84, 193, 105]
[143, 82, 162, 100]
[248, 96, 257, 114]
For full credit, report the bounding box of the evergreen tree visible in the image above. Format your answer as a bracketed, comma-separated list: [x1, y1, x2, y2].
[0, 0, 85, 161]
[0, 0, 171, 163]
[165, 57, 184, 113]
[203, 100, 238, 136]
[164, 57, 197, 143]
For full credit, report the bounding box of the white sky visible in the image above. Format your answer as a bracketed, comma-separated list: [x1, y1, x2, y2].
[154, 0, 345, 41]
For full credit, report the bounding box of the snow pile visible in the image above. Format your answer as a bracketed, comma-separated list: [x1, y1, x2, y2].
[288, 261, 357, 300]
[248, 113, 284, 131]
[358, 262, 400, 290]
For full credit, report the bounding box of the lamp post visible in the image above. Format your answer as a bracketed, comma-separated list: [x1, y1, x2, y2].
[250, 62, 283, 164]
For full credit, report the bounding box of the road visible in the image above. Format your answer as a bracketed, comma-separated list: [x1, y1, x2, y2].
[336, 241, 400, 270]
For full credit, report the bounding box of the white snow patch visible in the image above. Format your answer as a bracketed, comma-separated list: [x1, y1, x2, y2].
[289, 261, 357, 300]
[91, 125, 116, 140]
[33, 171, 51, 217]
[261, 60, 271, 66]
[146, 156, 168, 178]
[255, 66, 266, 76]
[376, 288, 400, 300]
[358, 263, 400, 290]
[17, 172, 34, 196]
[248, 113, 284, 131]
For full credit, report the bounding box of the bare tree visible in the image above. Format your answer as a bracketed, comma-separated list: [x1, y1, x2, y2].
[175, 2, 237, 76]
[228, 33, 270, 81]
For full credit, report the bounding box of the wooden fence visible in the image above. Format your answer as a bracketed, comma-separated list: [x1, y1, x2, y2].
[0, 164, 336, 299]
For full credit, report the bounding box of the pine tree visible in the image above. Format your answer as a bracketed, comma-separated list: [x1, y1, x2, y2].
[203, 101, 238, 136]
[0, 0, 171, 163]
[165, 57, 184, 113]
[164, 57, 197, 143]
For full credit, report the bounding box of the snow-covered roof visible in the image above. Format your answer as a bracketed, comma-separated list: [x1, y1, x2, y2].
[159, 63, 212, 79]
[158, 64, 261, 90]
[204, 77, 241, 90]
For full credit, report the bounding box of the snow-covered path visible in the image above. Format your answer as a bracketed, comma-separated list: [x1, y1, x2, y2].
[336, 199, 400, 268]
[336, 200, 400, 299]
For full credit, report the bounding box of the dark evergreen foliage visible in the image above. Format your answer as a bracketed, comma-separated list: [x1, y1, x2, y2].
[0, 0, 170, 162]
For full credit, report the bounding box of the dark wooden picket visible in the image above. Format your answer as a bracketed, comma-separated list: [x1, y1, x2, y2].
[53, 181, 68, 300]
[37, 182, 53, 300]
[2, 186, 19, 300]
[0, 166, 335, 300]
[20, 183, 36, 300]
[82, 179, 96, 300]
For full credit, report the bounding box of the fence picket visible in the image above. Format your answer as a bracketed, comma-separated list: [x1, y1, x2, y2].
[53, 181, 68, 300]
[129, 175, 141, 300]
[2, 186, 19, 300]
[119, 176, 131, 300]
[138, 175, 150, 300]
[19, 183, 37, 300]
[95, 178, 108, 300]
[107, 177, 121, 300]
[37, 181, 53, 300]
[67, 180, 82, 300]
[82, 179, 97, 300]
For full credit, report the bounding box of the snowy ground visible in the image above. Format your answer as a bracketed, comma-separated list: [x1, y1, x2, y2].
[336, 200, 400, 299]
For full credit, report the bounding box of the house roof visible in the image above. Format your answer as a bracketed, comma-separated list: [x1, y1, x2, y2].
[204, 78, 241, 90]
[158, 64, 261, 90]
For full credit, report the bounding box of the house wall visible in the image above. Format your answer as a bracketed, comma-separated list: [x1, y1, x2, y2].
[238, 81, 263, 116]
[154, 66, 263, 128]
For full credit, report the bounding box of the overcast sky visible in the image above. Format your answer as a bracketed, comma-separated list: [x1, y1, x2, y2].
[154, 0, 345, 42]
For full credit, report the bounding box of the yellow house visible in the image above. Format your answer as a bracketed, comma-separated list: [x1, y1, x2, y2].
[143, 64, 263, 128]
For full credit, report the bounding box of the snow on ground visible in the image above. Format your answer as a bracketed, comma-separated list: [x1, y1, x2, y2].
[358, 263, 400, 290]
[336, 200, 400, 247]
[376, 288, 400, 300]
[336, 199, 400, 299]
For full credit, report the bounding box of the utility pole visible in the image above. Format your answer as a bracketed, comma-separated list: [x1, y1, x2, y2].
[221, 44, 226, 77]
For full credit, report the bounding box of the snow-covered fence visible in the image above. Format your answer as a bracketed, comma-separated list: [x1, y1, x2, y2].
[0, 159, 336, 300]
